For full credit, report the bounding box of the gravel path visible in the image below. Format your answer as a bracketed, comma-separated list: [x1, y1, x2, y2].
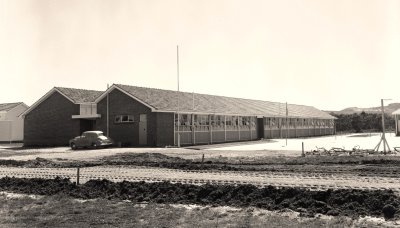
[1, 166, 399, 193]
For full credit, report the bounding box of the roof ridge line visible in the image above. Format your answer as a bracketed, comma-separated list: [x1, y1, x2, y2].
[114, 83, 318, 108]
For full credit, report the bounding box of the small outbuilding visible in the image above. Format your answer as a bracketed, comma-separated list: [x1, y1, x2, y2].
[22, 84, 336, 147]
[393, 109, 400, 136]
[0, 102, 29, 142]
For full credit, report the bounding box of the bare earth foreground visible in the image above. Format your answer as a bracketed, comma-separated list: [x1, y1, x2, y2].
[1, 192, 395, 228]
[1, 133, 400, 193]
[1, 133, 400, 226]
[1, 166, 400, 193]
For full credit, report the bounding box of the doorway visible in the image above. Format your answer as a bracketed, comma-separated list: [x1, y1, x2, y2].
[139, 114, 147, 145]
[80, 120, 95, 135]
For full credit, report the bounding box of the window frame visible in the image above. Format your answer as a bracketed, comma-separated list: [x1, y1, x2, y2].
[114, 115, 134, 123]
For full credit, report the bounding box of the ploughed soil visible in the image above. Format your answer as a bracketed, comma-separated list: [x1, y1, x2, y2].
[0, 177, 399, 220]
[1, 153, 400, 172]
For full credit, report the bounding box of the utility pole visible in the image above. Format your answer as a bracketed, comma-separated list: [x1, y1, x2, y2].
[374, 99, 391, 154]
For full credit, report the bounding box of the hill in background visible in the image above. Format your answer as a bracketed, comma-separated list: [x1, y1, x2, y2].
[327, 103, 400, 115]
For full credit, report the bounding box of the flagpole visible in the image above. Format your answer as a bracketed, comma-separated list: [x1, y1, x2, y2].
[177, 45, 180, 147]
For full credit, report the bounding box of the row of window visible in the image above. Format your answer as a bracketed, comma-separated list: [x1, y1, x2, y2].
[264, 118, 334, 128]
[113, 114, 334, 127]
[175, 114, 257, 127]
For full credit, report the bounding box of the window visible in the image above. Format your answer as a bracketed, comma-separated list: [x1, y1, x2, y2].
[266, 117, 277, 128]
[80, 104, 97, 115]
[211, 115, 224, 130]
[250, 117, 256, 129]
[211, 115, 224, 126]
[176, 114, 191, 126]
[225, 116, 238, 130]
[239, 116, 253, 129]
[226, 116, 232, 126]
[115, 115, 134, 123]
[175, 113, 192, 131]
[194, 115, 209, 126]
[233, 116, 238, 126]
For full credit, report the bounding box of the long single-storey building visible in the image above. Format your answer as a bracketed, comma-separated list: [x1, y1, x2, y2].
[21, 84, 335, 147]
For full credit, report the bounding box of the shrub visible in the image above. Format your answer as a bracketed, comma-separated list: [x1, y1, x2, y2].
[382, 204, 396, 219]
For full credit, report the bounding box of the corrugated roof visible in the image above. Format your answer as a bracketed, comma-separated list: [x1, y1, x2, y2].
[55, 87, 103, 103]
[0, 102, 22, 112]
[115, 84, 335, 119]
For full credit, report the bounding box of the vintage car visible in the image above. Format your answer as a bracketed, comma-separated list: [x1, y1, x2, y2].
[69, 131, 113, 150]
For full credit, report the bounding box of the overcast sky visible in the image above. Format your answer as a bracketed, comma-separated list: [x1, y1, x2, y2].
[1, 0, 399, 111]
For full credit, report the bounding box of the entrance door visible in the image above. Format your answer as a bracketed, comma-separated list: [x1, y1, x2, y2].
[80, 120, 95, 135]
[139, 114, 147, 145]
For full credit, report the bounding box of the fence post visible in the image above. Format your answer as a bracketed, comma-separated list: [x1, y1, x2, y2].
[301, 142, 305, 157]
[76, 167, 80, 185]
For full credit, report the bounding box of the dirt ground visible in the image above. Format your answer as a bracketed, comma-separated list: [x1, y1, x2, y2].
[1, 133, 400, 225]
[0, 143, 300, 162]
[2, 192, 396, 228]
[1, 178, 400, 220]
[1, 133, 400, 194]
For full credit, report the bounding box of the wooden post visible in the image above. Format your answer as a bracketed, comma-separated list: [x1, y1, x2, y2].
[210, 115, 213, 144]
[224, 115, 227, 142]
[302, 142, 305, 157]
[173, 113, 176, 146]
[238, 116, 241, 141]
[250, 117, 253, 140]
[192, 114, 196, 145]
[76, 167, 80, 185]
[9, 121, 12, 144]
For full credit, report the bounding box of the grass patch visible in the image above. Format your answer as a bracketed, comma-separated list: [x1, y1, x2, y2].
[0, 194, 387, 228]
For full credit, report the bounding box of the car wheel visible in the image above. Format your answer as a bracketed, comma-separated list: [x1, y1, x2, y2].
[92, 143, 98, 149]
[70, 143, 77, 150]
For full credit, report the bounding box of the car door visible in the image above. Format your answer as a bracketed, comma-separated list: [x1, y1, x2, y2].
[85, 133, 96, 146]
[77, 133, 89, 147]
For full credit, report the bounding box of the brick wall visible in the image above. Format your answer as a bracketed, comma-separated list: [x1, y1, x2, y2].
[96, 89, 155, 146]
[155, 112, 174, 147]
[24, 92, 80, 146]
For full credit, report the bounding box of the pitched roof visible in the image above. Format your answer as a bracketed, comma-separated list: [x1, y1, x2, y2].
[113, 84, 335, 119]
[55, 87, 103, 103]
[0, 102, 23, 112]
[20, 87, 103, 117]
